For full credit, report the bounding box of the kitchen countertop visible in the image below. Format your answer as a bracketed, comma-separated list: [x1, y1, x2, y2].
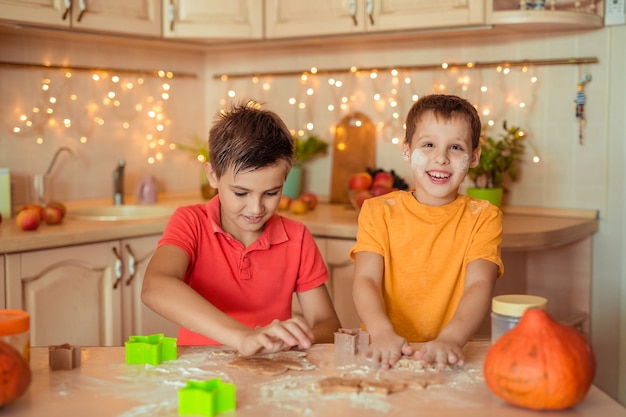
[3, 341, 624, 416]
[0, 194, 599, 254]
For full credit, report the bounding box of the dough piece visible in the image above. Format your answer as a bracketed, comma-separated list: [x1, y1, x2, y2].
[316, 376, 408, 396]
[227, 352, 315, 376]
[360, 379, 407, 395]
[228, 357, 290, 376]
[317, 376, 362, 395]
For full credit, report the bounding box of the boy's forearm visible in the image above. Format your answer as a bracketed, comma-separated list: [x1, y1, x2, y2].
[353, 279, 395, 338]
[438, 279, 493, 346]
[310, 316, 342, 343]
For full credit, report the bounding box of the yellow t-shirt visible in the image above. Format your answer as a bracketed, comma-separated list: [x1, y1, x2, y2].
[350, 190, 504, 342]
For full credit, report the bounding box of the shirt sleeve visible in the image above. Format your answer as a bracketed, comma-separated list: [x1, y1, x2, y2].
[467, 203, 504, 278]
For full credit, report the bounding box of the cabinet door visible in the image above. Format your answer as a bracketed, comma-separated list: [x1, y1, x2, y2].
[0, 255, 5, 309]
[265, 0, 364, 38]
[0, 0, 69, 27]
[71, 0, 161, 36]
[370, 0, 486, 32]
[326, 238, 361, 329]
[5, 241, 122, 347]
[121, 235, 179, 339]
[163, 0, 263, 40]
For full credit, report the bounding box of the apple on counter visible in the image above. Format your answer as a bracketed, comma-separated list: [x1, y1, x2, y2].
[15, 208, 41, 231]
[348, 168, 409, 209]
[278, 192, 320, 215]
[15, 201, 67, 230]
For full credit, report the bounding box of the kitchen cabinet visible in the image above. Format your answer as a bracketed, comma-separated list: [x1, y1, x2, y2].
[265, 0, 487, 39]
[162, 0, 263, 40]
[0, 255, 5, 309]
[291, 237, 361, 329]
[4, 234, 177, 347]
[489, 0, 604, 30]
[0, 0, 161, 37]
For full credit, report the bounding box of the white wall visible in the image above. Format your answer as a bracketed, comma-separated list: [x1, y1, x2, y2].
[0, 31, 207, 205]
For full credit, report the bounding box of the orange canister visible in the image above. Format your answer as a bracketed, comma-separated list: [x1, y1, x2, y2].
[0, 310, 30, 362]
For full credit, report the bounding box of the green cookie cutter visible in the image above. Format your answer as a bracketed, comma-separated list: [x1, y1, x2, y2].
[179, 378, 236, 416]
[124, 333, 177, 365]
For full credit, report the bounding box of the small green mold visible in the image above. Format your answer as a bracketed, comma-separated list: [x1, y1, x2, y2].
[179, 378, 236, 416]
[124, 333, 177, 365]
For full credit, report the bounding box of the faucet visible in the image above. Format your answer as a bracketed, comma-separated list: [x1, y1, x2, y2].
[113, 160, 125, 205]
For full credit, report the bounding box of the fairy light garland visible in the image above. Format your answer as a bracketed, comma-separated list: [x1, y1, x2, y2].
[217, 57, 596, 163]
[2, 61, 195, 165]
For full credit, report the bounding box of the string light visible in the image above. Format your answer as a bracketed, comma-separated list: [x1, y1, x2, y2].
[9, 68, 176, 164]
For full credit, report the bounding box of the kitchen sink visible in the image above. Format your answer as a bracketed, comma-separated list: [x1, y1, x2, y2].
[69, 205, 175, 221]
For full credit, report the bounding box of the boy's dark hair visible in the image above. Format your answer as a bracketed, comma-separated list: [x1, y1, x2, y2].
[208, 100, 295, 178]
[404, 94, 482, 151]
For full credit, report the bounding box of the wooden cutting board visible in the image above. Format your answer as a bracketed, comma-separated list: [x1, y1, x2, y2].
[330, 112, 376, 203]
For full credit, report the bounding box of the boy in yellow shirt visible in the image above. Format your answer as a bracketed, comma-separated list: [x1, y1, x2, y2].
[351, 94, 504, 369]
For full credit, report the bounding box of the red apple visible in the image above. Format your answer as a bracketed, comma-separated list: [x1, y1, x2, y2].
[16, 208, 41, 231]
[348, 172, 373, 191]
[355, 190, 373, 208]
[289, 198, 309, 215]
[278, 195, 291, 210]
[43, 204, 64, 225]
[47, 201, 67, 218]
[300, 193, 318, 210]
[22, 204, 45, 220]
[372, 171, 394, 189]
[371, 184, 394, 197]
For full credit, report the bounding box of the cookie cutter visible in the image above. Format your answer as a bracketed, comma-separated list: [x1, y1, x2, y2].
[124, 333, 177, 365]
[178, 378, 236, 417]
[334, 328, 370, 355]
[48, 343, 81, 370]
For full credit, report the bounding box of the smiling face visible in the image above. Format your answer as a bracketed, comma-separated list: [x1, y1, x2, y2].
[206, 160, 289, 247]
[403, 111, 480, 206]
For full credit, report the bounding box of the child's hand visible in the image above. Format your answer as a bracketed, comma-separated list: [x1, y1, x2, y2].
[238, 317, 315, 356]
[364, 332, 413, 370]
[413, 338, 465, 369]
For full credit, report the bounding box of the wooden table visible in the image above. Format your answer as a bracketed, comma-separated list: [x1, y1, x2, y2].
[3, 342, 624, 416]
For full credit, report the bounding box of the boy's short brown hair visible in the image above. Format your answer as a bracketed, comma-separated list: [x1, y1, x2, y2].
[209, 100, 295, 178]
[404, 94, 482, 151]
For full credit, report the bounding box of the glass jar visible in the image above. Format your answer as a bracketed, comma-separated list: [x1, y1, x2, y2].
[0, 309, 30, 362]
[491, 295, 547, 343]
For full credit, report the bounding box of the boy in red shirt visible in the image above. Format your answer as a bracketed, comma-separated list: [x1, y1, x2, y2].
[142, 101, 340, 356]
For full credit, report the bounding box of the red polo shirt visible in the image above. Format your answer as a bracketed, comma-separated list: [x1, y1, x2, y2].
[157, 196, 328, 345]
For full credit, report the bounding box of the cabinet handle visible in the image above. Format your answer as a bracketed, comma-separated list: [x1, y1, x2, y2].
[125, 244, 137, 286]
[62, 0, 72, 20]
[77, 0, 86, 22]
[366, 0, 374, 25]
[350, 0, 358, 26]
[112, 246, 123, 289]
[168, 1, 176, 32]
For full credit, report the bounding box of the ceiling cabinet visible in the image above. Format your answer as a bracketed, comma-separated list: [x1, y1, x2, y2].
[0, 0, 161, 37]
[265, 0, 487, 39]
[0, 0, 604, 44]
[163, 0, 263, 40]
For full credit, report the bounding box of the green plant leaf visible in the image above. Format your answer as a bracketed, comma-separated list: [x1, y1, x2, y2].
[467, 121, 525, 190]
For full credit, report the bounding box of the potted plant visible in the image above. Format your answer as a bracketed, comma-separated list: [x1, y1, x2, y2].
[466, 121, 525, 207]
[283, 133, 329, 198]
[175, 135, 217, 200]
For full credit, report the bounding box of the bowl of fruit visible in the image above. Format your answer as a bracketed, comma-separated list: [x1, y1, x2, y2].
[348, 168, 409, 211]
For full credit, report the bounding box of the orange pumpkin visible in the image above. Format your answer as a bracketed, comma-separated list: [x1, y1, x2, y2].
[0, 341, 32, 407]
[483, 308, 595, 410]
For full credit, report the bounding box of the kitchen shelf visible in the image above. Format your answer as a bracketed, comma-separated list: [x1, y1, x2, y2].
[491, 10, 604, 30]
